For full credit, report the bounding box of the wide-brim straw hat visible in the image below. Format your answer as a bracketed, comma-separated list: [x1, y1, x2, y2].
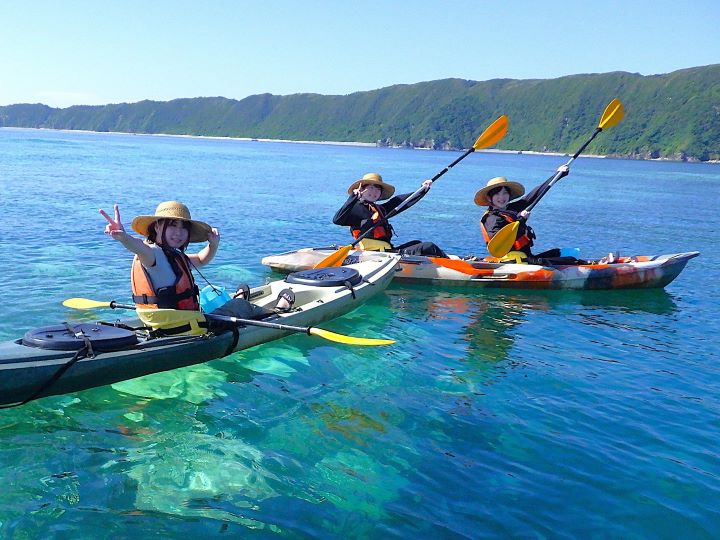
[474, 177, 525, 206]
[347, 172, 395, 200]
[131, 201, 212, 243]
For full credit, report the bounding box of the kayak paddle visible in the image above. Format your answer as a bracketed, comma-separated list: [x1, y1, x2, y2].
[486, 221, 520, 259]
[314, 115, 509, 268]
[427, 257, 495, 276]
[488, 98, 625, 258]
[62, 297, 395, 346]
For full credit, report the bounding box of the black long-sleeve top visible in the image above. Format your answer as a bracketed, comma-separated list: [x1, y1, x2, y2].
[481, 170, 567, 247]
[332, 192, 421, 242]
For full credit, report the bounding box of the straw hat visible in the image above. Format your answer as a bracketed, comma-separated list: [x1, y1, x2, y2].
[347, 172, 395, 200]
[131, 201, 212, 243]
[474, 177, 525, 206]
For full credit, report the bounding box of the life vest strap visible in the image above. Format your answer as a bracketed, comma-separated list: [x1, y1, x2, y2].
[132, 286, 196, 309]
[351, 203, 392, 241]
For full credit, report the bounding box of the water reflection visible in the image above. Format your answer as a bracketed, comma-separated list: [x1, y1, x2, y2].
[534, 288, 678, 315]
[392, 285, 679, 366]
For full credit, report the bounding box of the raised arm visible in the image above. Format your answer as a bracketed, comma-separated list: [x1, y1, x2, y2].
[382, 179, 433, 216]
[333, 194, 363, 225]
[514, 166, 570, 218]
[186, 228, 220, 267]
[100, 204, 156, 268]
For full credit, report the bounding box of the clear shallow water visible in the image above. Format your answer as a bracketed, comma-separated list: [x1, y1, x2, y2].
[0, 128, 719, 538]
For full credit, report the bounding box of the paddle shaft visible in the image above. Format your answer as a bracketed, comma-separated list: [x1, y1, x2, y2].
[109, 301, 136, 310]
[523, 126, 603, 215]
[429, 146, 478, 182]
[206, 314, 312, 334]
[108, 301, 313, 334]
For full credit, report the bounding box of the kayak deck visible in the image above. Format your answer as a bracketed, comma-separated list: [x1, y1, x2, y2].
[261, 248, 699, 290]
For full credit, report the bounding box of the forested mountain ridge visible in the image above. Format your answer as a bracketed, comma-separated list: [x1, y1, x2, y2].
[1, 64, 718, 161]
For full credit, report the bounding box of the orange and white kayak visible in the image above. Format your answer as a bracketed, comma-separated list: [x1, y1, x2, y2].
[261, 248, 699, 290]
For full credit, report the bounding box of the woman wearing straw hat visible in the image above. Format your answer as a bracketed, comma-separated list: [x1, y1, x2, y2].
[475, 165, 570, 263]
[332, 172, 447, 257]
[100, 201, 292, 329]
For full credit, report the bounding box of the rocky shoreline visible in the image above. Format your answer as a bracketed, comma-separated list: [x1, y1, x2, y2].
[375, 136, 716, 163]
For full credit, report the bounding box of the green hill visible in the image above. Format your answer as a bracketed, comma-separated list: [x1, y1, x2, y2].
[1, 64, 718, 161]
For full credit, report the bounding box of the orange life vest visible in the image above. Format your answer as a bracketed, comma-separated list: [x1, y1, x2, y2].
[480, 210, 534, 251]
[351, 203, 392, 242]
[131, 249, 200, 310]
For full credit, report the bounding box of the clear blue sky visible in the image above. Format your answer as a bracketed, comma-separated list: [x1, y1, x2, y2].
[1, 0, 718, 107]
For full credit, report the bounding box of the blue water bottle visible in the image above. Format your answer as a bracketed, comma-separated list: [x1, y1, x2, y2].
[199, 285, 232, 313]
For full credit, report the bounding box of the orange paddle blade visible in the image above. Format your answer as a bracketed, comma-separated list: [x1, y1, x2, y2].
[428, 257, 493, 276]
[473, 115, 509, 150]
[313, 244, 353, 268]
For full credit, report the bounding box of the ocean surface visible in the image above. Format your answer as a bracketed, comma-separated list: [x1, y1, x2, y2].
[0, 127, 718, 539]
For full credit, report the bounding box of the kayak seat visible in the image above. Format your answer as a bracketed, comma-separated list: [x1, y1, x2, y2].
[22, 323, 138, 352]
[285, 267, 362, 287]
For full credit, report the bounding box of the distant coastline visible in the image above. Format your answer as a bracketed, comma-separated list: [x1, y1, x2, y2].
[2, 65, 718, 162]
[0, 126, 602, 158]
[2, 126, 717, 163]
[0, 126, 377, 148]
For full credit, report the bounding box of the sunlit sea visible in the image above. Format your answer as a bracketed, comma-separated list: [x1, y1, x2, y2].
[1, 128, 718, 538]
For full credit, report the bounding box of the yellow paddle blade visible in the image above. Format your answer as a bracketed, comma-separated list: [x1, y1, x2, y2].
[63, 297, 112, 309]
[598, 98, 624, 129]
[313, 244, 353, 268]
[487, 221, 520, 258]
[473, 115, 509, 150]
[309, 327, 395, 346]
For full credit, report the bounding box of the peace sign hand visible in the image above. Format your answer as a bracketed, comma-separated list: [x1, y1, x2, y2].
[100, 204, 127, 241]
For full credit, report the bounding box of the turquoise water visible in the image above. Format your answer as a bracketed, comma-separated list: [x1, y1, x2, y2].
[1, 128, 719, 538]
